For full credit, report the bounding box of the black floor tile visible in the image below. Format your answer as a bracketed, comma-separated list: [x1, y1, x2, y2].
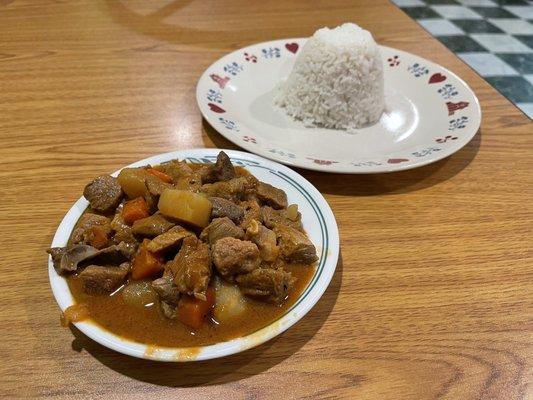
[401, 6, 441, 19]
[469, 6, 517, 18]
[493, 0, 529, 5]
[452, 19, 504, 33]
[497, 53, 533, 74]
[485, 76, 533, 103]
[514, 35, 533, 49]
[436, 35, 488, 52]
[423, 0, 458, 4]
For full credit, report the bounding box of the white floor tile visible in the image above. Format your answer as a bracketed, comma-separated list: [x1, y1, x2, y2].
[418, 19, 465, 35]
[504, 6, 533, 20]
[456, 0, 497, 6]
[489, 19, 533, 35]
[458, 52, 519, 76]
[516, 103, 533, 118]
[431, 5, 483, 19]
[471, 34, 533, 53]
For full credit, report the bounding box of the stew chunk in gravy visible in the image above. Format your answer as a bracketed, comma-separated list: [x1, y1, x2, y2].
[48, 152, 318, 347]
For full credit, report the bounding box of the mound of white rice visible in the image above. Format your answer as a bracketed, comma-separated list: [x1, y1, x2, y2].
[275, 23, 384, 130]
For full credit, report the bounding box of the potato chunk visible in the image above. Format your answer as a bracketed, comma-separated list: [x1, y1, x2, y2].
[213, 279, 247, 323]
[158, 189, 212, 228]
[117, 168, 150, 199]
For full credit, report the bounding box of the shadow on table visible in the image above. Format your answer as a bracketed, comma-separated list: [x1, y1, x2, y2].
[203, 118, 482, 196]
[69, 253, 343, 387]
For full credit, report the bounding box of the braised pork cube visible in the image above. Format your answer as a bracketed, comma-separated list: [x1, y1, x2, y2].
[236, 268, 294, 304]
[201, 176, 257, 203]
[47, 244, 99, 275]
[131, 213, 175, 238]
[146, 225, 192, 253]
[203, 151, 236, 183]
[156, 160, 194, 182]
[160, 301, 178, 319]
[210, 197, 244, 224]
[70, 213, 112, 249]
[152, 276, 181, 306]
[200, 217, 244, 245]
[78, 262, 130, 295]
[83, 175, 123, 213]
[274, 224, 318, 264]
[245, 220, 279, 262]
[145, 176, 171, 197]
[90, 241, 135, 264]
[240, 200, 262, 229]
[47, 247, 66, 267]
[261, 206, 303, 231]
[111, 204, 138, 248]
[167, 236, 211, 300]
[212, 237, 260, 277]
[256, 182, 288, 209]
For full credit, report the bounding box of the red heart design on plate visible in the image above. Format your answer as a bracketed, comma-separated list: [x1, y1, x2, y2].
[285, 43, 299, 54]
[429, 73, 446, 84]
[208, 103, 225, 113]
[387, 158, 409, 164]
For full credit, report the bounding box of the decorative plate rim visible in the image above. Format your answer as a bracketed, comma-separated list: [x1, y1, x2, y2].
[196, 38, 481, 174]
[48, 148, 340, 362]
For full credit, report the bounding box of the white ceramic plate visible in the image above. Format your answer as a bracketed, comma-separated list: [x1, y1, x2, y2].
[197, 39, 481, 173]
[48, 149, 339, 362]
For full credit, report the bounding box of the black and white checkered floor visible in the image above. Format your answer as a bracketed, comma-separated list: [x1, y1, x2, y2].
[391, 0, 533, 118]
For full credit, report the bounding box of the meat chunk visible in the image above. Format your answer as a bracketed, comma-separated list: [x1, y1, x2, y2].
[48, 244, 99, 275]
[146, 225, 192, 253]
[111, 203, 138, 248]
[47, 247, 66, 266]
[203, 151, 236, 183]
[131, 213, 175, 237]
[152, 276, 180, 306]
[212, 237, 260, 277]
[240, 200, 262, 229]
[167, 236, 211, 300]
[261, 206, 303, 231]
[210, 197, 244, 224]
[245, 220, 279, 262]
[274, 224, 318, 264]
[83, 175, 123, 213]
[175, 170, 203, 192]
[256, 182, 288, 209]
[156, 160, 193, 182]
[78, 262, 130, 295]
[236, 268, 294, 304]
[145, 176, 171, 197]
[200, 217, 244, 245]
[201, 176, 257, 203]
[70, 213, 112, 249]
[160, 301, 178, 319]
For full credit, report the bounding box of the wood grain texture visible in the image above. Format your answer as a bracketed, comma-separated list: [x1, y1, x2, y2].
[0, 0, 531, 399]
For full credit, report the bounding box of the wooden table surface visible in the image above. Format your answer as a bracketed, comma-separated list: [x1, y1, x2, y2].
[1, 0, 531, 399]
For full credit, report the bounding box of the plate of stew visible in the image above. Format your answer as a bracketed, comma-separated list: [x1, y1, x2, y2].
[48, 149, 339, 361]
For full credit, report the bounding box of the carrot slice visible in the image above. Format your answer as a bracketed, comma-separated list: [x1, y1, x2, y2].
[131, 239, 165, 280]
[147, 168, 172, 183]
[122, 197, 150, 225]
[177, 287, 215, 330]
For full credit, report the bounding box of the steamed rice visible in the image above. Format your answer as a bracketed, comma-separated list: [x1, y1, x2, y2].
[275, 23, 384, 130]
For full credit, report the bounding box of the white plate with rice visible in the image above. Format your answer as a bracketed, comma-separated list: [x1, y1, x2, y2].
[196, 26, 481, 174]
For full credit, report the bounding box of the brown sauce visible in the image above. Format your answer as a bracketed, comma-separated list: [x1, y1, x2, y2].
[67, 263, 314, 347]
